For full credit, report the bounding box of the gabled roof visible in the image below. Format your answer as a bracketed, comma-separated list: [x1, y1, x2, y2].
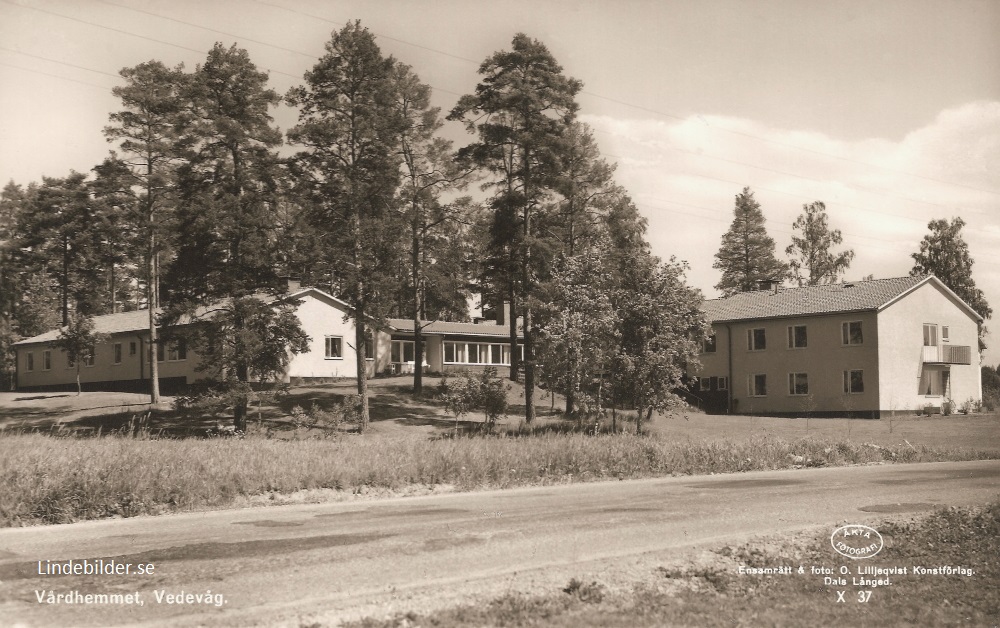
[12, 287, 343, 347]
[702, 275, 982, 323]
[388, 318, 522, 339]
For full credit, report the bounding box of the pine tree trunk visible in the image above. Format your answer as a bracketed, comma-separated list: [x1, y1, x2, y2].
[412, 216, 423, 395]
[147, 236, 160, 404]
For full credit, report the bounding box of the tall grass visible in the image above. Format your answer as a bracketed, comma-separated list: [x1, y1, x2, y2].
[0, 430, 994, 527]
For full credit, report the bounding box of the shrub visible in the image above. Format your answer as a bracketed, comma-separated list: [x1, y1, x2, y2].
[440, 368, 509, 431]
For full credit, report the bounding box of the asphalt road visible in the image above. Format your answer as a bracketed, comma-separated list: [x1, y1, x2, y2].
[0, 460, 997, 627]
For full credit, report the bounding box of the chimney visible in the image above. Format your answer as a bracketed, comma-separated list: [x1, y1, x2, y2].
[496, 301, 512, 326]
[285, 277, 302, 293]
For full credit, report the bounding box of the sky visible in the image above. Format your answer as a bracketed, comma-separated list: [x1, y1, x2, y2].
[1, 0, 999, 363]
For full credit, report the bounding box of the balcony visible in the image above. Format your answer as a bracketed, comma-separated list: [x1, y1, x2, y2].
[922, 345, 972, 365]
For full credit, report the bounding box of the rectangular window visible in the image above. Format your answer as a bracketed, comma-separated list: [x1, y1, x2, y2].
[923, 324, 938, 347]
[26, 352, 33, 372]
[844, 369, 865, 394]
[129, 341, 137, 356]
[364, 336, 374, 360]
[443, 341, 512, 365]
[167, 339, 186, 362]
[42, 350, 51, 371]
[788, 372, 809, 395]
[918, 369, 948, 396]
[703, 334, 717, 353]
[749, 373, 767, 397]
[83, 349, 95, 367]
[718, 376, 728, 391]
[842, 321, 863, 345]
[156, 341, 164, 362]
[787, 325, 807, 349]
[324, 336, 343, 359]
[747, 328, 766, 351]
[941, 326, 949, 342]
[114, 343, 123, 364]
[699, 377, 711, 392]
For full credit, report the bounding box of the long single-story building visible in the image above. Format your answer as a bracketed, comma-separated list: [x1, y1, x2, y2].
[12, 286, 524, 393]
[691, 275, 983, 418]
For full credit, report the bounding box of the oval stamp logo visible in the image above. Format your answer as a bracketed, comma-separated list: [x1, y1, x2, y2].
[831, 524, 884, 559]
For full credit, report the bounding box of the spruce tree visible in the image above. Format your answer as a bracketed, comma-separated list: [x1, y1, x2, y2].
[713, 187, 789, 296]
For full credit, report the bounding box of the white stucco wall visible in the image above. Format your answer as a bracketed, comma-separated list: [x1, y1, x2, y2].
[877, 280, 981, 413]
[284, 291, 390, 380]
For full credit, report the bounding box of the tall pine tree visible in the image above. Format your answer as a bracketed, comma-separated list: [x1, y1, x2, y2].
[448, 33, 582, 423]
[286, 22, 406, 431]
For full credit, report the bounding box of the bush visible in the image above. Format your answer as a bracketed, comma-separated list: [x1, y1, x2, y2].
[440, 368, 509, 431]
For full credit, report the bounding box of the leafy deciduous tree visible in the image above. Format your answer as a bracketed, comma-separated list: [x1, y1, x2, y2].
[785, 201, 854, 286]
[910, 217, 992, 351]
[50, 313, 108, 395]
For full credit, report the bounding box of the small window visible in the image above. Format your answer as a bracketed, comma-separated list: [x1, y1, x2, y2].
[156, 341, 164, 362]
[114, 343, 123, 365]
[444, 342, 456, 363]
[167, 339, 186, 362]
[129, 341, 137, 356]
[42, 350, 51, 371]
[749, 373, 767, 397]
[26, 352, 34, 372]
[718, 376, 728, 391]
[703, 334, 717, 353]
[844, 370, 864, 394]
[787, 325, 807, 349]
[788, 372, 809, 395]
[83, 349, 95, 367]
[747, 328, 766, 351]
[364, 336, 374, 360]
[941, 326, 949, 342]
[325, 336, 343, 359]
[842, 321, 863, 345]
[923, 324, 937, 347]
[698, 377, 711, 392]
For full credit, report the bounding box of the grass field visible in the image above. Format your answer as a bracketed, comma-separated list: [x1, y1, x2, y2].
[344, 502, 1000, 627]
[0, 379, 997, 527]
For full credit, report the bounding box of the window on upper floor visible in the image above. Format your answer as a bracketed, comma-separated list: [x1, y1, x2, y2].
[749, 373, 767, 396]
[941, 326, 949, 343]
[788, 372, 809, 395]
[747, 328, 766, 351]
[787, 325, 807, 349]
[923, 324, 938, 347]
[842, 321, 863, 345]
[703, 334, 717, 353]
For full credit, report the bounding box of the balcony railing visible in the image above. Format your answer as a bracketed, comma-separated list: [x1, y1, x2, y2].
[922, 345, 972, 365]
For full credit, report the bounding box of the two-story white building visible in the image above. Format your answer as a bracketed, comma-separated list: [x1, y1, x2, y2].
[693, 275, 983, 418]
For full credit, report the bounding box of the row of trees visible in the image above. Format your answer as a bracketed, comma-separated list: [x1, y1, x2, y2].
[711, 188, 992, 348]
[0, 25, 707, 432]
